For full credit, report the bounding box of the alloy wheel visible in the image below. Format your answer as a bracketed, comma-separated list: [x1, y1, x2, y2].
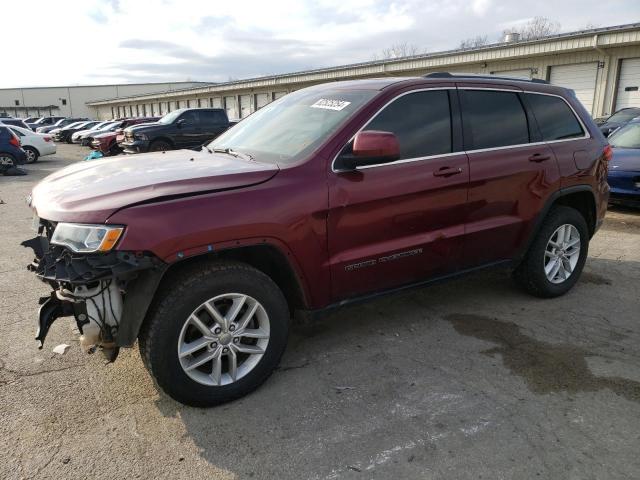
[544, 224, 581, 284]
[177, 293, 270, 386]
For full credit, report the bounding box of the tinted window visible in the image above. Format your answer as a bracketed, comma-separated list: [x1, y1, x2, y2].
[525, 93, 584, 141]
[461, 90, 529, 149]
[9, 127, 24, 137]
[179, 110, 198, 124]
[365, 90, 451, 159]
[200, 110, 227, 125]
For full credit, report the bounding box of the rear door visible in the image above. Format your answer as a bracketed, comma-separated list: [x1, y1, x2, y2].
[459, 87, 560, 267]
[199, 110, 229, 143]
[328, 88, 469, 300]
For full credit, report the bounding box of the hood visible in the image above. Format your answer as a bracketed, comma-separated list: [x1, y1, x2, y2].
[126, 122, 172, 134]
[31, 149, 279, 223]
[610, 148, 640, 172]
[127, 122, 158, 131]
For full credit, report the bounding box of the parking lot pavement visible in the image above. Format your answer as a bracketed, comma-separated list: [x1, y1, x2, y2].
[1, 144, 639, 480]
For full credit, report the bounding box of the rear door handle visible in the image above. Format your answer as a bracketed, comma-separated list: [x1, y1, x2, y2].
[529, 153, 551, 162]
[433, 166, 462, 177]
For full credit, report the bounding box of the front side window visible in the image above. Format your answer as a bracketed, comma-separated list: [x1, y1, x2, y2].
[364, 90, 452, 160]
[461, 90, 529, 149]
[179, 110, 199, 124]
[525, 93, 584, 141]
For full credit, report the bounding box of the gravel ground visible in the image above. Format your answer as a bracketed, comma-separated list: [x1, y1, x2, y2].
[1, 144, 639, 480]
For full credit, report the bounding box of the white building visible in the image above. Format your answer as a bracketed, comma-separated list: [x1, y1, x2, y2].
[87, 23, 640, 121]
[0, 81, 208, 118]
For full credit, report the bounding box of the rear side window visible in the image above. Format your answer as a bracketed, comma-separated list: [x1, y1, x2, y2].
[365, 90, 452, 159]
[200, 110, 227, 125]
[460, 90, 529, 149]
[524, 93, 584, 141]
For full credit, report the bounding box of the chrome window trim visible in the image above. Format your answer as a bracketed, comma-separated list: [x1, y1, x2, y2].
[331, 87, 591, 173]
[331, 87, 455, 173]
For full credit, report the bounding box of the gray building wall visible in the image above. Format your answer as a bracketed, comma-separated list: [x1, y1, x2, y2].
[0, 82, 207, 118]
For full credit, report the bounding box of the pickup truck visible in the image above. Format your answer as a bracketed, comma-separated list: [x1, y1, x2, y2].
[121, 108, 233, 153]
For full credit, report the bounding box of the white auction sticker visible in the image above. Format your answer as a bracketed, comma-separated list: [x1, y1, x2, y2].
[310, 98, 351, 111]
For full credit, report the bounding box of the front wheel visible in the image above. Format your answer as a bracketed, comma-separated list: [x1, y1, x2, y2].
[513, 206, 589, 298]
[139, 261, 290, 406]
[149, 140, 171, 152]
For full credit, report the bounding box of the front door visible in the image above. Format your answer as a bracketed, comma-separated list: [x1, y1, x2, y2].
[328, 89, 469, 301]
[175, 110, 201, 147]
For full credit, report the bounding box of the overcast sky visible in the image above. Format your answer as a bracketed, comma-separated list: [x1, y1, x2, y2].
[3, 0, 638, 88]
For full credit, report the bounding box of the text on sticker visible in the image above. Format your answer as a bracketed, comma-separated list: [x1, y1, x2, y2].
[310, 99, 351, 111]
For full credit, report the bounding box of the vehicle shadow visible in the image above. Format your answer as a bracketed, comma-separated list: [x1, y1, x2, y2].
[152, 256, 640, 479]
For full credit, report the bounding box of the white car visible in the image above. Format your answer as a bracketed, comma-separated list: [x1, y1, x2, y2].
[9, 125, 56, 163]
[71, 121, 115, 144]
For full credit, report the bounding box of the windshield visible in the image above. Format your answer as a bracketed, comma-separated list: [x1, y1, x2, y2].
[158, 110, 185, 124]
[609, 123, 640, 149]
[607, 109, 640, 124]
[208, 88, 377, 165]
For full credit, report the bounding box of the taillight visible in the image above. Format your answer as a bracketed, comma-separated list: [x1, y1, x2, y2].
[9, 134, 20, 147]
[603, 144, 613, 162]
[43, 136, 52, 142]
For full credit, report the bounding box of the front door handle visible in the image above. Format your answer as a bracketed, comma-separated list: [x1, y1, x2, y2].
[529, 153, 551, 162]
[433, 166, 462, 177]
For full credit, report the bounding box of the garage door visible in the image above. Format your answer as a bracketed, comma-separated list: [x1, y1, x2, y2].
[615, 58, 640, 110]
[239, 95, 252, 118]
[491, 69, 532, 79]
[211, 97, 222, 108]
[549, 63, 598, 114]
[274, 91, 287, 100]
[224, 96, 237, 120]
[256, 93, 270, 109]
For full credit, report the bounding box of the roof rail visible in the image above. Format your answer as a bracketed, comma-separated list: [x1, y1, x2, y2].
[424, 72, 550, 84]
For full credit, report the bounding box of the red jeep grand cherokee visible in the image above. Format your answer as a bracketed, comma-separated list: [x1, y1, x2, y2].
[23, 73, 610, 406]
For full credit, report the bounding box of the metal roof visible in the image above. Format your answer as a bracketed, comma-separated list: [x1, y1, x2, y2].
[87, 22, 640, 106]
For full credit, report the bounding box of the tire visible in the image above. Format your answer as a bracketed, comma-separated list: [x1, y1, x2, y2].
[24, 146, 39, 163]
[513, 206, 589, 298]
[139, 261, 290, 407]
[0, 153, 16, 173]
[149, 140, 171, 152]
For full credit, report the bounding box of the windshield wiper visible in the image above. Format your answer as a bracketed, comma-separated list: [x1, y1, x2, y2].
[210, 147, 254, 161]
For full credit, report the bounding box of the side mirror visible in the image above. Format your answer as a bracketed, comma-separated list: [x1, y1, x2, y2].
[336, 130, 400, 171]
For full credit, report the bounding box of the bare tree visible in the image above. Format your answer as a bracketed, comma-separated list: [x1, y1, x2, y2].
[373, 42, 421, 60]
[458, 35, 489, 49]
[502, 16, 561, 41]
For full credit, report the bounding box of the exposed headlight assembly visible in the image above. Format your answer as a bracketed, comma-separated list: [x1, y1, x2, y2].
[135, 133, 148, 141]
[51, 223, 124, 253]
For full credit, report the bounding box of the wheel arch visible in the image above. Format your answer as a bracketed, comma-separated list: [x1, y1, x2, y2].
[514, 185, 597, 265]
[117, 243, 309, 347]
[151, 136, 174, 147]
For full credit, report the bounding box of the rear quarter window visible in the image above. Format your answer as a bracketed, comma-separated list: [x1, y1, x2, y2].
[524, 93, 584, 141]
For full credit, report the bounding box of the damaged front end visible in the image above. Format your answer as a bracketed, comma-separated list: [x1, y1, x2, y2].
[22, 219, 166, 361]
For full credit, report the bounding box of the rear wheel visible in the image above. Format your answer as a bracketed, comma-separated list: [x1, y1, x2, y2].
[0, 153, 15, 173]
[139, 261, 290, 406]
[513, 206, 589, 297]
[149, 140, 171, 152]
[24, 146, 39, 163]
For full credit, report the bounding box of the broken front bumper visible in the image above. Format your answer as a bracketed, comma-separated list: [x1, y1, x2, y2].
[22, 227, 167, 359]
